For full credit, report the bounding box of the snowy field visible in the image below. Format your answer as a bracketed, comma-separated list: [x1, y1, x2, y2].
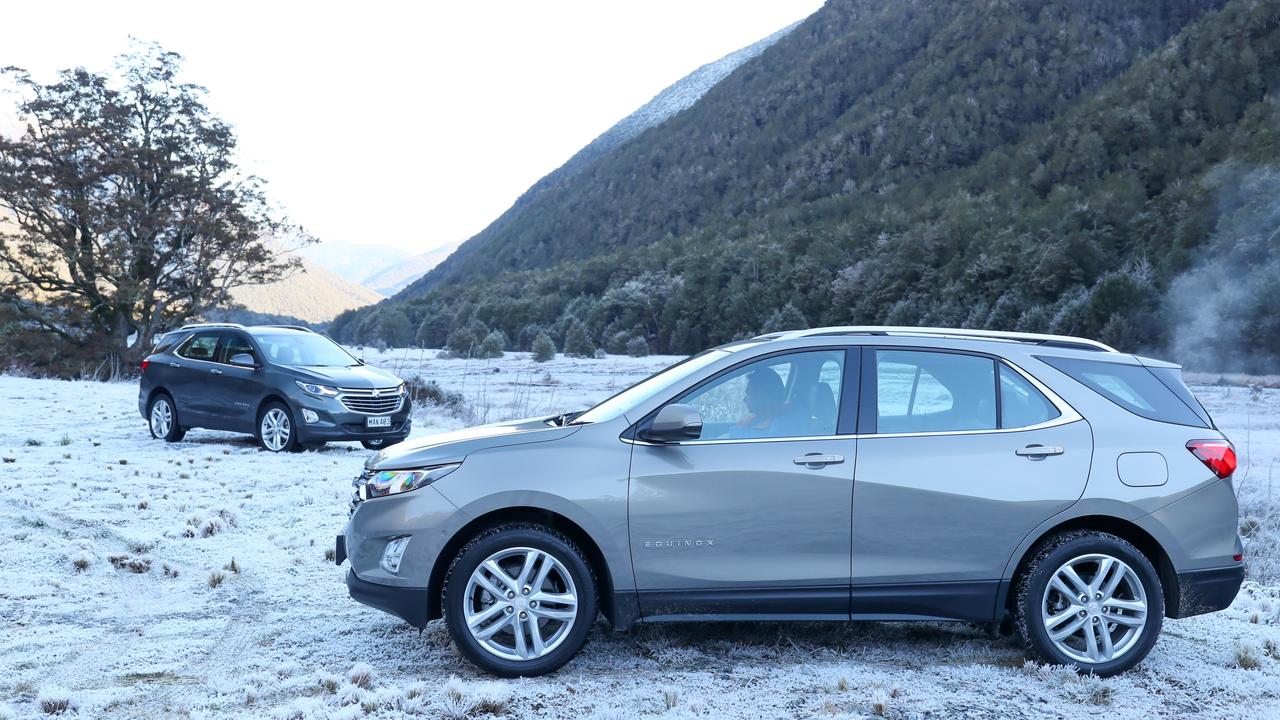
[1, 351, 1279, 719]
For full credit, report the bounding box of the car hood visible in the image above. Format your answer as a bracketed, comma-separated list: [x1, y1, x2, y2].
[368, 415, 581, 470]
[284, 364, 400, 388]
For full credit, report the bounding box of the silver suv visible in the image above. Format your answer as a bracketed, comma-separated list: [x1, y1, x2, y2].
[336, 327, 1243, 677]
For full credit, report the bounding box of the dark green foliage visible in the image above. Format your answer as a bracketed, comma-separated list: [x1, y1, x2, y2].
[563, 320, 595, 358]
[335, 0, 1280, 370]
[625, 336, 650, 357]
[477, 330, 507, 359]
[531, 332, 557, 362]
[444, 327, 477, 358]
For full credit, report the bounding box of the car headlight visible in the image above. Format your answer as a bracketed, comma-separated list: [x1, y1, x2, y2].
[358, 463, 460, 500]
[296, 380, 339, 397]
[396, 382, 408, 397]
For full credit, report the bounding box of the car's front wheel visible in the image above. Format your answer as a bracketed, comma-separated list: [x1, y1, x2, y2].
[147, 393, 186, 442]
[443, 524, 597, 677]
[361, 438, 402, 451]
[1015, 531, 1164, 676]
[257, 402, 302, 453]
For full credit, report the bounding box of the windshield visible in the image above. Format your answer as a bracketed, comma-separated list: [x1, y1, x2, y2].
[254, 333, 358, 367]
[573, 349, 731, 424]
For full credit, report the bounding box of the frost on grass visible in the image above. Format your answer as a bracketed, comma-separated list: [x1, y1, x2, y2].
[2, 372, 1280, 719]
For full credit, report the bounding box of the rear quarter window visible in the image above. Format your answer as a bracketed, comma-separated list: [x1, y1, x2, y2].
[1037, 356, 1209, 428]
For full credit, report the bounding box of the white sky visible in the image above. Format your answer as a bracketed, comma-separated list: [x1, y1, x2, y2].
[2, 1, 822, 254]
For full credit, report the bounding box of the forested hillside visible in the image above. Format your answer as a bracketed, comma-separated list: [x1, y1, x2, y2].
[333, 0, 1280, 372]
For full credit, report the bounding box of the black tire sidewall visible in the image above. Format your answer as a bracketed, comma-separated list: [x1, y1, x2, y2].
[444, 525, 597, 678]
[257, 402, 301, 452]
[1019, 532, 1164, 676]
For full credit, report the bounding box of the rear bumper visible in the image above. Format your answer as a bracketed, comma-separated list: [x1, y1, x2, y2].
[346, 569, 430, 629]
[1170, 565, 1244, 618]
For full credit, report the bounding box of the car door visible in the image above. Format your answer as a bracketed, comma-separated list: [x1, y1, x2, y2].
[169, 331, 224, 423]
[628, 348, 858, 619]
[850, 347, 1092, 621]
[212, 331, 264, 433]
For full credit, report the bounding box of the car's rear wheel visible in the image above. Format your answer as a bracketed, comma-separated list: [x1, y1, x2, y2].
[147, 394, 186, 442]
[1015, 531, 1163, 676]
[443, 524, 597, 677]
[257, 402, 302, 453]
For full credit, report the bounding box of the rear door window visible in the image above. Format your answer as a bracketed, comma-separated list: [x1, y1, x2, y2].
[874, 350, 996, 433]
[999, 364, 1060, 428]
[1037, 356, 1208, 428]
[177, 332, 220, 362]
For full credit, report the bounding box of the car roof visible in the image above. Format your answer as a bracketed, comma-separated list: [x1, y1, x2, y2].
[752, 326, 1117, 354]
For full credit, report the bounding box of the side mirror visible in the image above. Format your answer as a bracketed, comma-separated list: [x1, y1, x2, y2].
[229, 353, 259, 369]
[641, 404, 703, 443]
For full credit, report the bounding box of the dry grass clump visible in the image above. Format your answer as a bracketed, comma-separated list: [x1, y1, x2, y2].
[207, 570, 226, 588]
[108, 553, 151, 573]
[1236, 640, 1263, 669]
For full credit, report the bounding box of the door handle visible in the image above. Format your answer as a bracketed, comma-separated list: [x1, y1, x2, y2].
[793, 453, 844, 467]
[1016, 445, 1063, 458]
[210, 368, 223, 375]
[169, 362, 181, 368]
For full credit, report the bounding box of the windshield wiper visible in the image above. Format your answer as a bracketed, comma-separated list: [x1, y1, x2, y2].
[549, 411, 587, 427]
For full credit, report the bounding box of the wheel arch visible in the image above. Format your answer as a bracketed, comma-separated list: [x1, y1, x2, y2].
[1000, 514, 1178, 621]
[255, 394, 292, 422]
[426, 506, 629, 629]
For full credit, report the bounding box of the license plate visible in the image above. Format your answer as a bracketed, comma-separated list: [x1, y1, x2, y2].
[366, 416, 391, 428]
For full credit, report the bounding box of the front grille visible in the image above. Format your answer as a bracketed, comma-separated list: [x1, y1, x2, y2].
[338, 387, 404, 414]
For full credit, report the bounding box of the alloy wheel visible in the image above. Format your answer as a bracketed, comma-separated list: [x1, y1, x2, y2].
[1041, 553, 1148, 665]
[260, 408, 291, 451]
[150, 399, 172, 437]
[463, 547, 579, 662]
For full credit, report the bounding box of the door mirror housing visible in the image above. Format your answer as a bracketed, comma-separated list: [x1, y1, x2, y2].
[229, 353, 259, 369]
[641, 404, 703, 443]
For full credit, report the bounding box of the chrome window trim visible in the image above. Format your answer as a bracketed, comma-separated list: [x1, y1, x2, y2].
[621, 416, 1086, 447]
[623, 353, 1083, 447]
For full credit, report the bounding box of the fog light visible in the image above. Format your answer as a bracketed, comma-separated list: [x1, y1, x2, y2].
[301, 409, 319, 424]
[380, 536, 411, 574]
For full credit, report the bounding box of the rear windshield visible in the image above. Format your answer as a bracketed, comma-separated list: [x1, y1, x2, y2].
[1037, 356, 1209, 428]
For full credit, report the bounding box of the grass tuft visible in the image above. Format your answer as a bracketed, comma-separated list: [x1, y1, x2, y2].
[207, 570, 226, 588]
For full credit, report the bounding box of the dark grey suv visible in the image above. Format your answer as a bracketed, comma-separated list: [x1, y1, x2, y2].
[139, 323, 411, 451]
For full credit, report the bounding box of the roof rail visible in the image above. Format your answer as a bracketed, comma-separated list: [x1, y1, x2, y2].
[769, 326, 1117, 353]
[254, 324, 313, 332]
[178, 322, 245, 330]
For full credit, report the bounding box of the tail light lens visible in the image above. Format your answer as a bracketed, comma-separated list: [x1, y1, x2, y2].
[1187, 439, 1236, 479]
[140, 359, 151, 372]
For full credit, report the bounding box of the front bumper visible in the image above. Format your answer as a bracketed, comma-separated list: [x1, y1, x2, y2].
[346, 569, 430, 628]
[1170, 565, 1244, 618]
[296, 414, 412, 443]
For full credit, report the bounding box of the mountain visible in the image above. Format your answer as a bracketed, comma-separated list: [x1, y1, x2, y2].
[228, 256, 382, 322]
[362, 240, 462, 295]
[333, 0, 1280, 371]
[297, 241, 410, 287]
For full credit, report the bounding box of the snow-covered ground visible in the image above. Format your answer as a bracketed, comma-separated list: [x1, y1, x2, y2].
[1, 352, 1279, 719]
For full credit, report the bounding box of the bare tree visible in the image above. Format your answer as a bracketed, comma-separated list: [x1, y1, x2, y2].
[0, 44, 309, 367]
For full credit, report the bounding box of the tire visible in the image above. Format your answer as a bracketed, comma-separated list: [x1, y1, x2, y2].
[1015, 531, 1164, 676]
[361, 438, 403, 451]
[443, 523, 597, 677]
[147, 393, 186, 442]
[256, 402, 302, 453]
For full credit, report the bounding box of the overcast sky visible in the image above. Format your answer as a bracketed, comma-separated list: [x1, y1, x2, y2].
[2, 1, 822, 254]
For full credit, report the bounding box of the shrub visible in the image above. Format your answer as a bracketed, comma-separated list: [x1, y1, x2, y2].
[531, 332, 556, 362]
[477, 330, 507, 359]
[444, 327, 476, 358]
[626, 336, 650, 357]
[563, 320, 595, 358]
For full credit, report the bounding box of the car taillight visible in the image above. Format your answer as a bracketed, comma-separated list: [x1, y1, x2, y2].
[140, 359, 150, 372]
[1187, 439, 1236, 479]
